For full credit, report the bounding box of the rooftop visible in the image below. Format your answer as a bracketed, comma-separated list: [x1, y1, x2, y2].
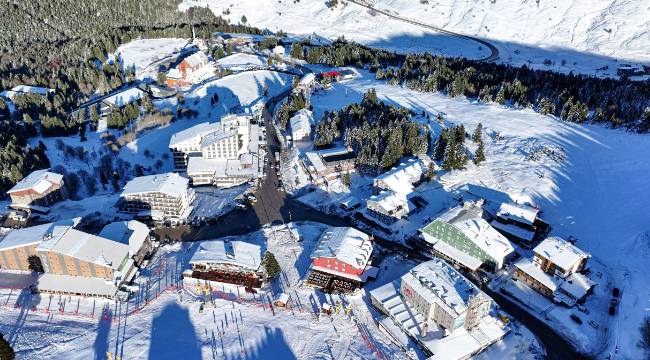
[402, 259, 484, 316]
[289, 109, 313, 135]
[7, 169, 63, 194]
[199, 130, 236, 148]
[98, 220, 149, 258]
[375, 158, 426, 195]
[37, 229, 130, 271]
[121, 173, 189, 198]
[182, 51, 209, 68]
[514, 258, 559, 292]
[311, 227, 372, 269]
[0, 220, 77, 251]
[169, 122, 222, 147]
[534, 236, 590, 270]
[496, 202, 539, 226]
[189, 240, 262, 271]
[367, 191, 412, 214]
[102, 87, 144, 108]
[37, 273, 118, 298]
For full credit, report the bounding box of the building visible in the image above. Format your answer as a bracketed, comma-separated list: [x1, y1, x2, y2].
[187, 240, 265, 288]
[0, 220, 77, 272]
[99, 87, 144, 116]
[365, 191, 412, 224]
[120, 173, 195, 219]
[98, 220, 152, 266]
[374, 158, 426, 195]
[513, 236, 594, 306]
[303, 147, 356, 182]
[0, 85, 53, 101]
[166, 51, 211, 88]
[289, 109, 313, 141]
[272, 45, 285, 57]
[171, 114, 265, 186]
[307, 227, 377, 292]
[7, 169, 66, 212]
[292, 73, 316, 99]
[0, 219, 147, 298]
[491, 202, 546, 244]
[370, 259, 508, 359]
[418, 201, 515, 272]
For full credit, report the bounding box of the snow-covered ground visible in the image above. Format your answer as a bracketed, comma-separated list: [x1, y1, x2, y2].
[300, 69, 650, 358]
[0, 221, 544, 359]
[216, 53, 269, 71]
[180, 0, 649, 77]
[114, 38, 193, 79]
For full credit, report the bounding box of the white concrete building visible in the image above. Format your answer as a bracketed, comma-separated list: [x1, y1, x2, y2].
[289, 109, 313, 141]
[365, 191, 413, 224]
[120, 173, 194, 219]
[374, 158, 427, 195]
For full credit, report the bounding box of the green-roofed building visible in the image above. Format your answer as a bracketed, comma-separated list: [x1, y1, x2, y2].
[417, 201, 515, 272]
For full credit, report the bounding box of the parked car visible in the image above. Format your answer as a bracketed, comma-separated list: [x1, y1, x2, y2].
[612, 287, 620, 297]
[588, 320, 599, 329]
[570, 314, 582, 324]
[610, 298, 618, 306]
[577, 305, 590, 314]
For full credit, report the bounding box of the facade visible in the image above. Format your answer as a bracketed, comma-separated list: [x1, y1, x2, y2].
[7, 169, 66, 211]
[491, 202, 545, 244]
[171, 114, 264, 186]
[187, 240, 265, 288]
[418, 201, 515, 272]
[307, 227, 376, 292]
[166, 51, 211, 88]
[513, 236, 594, 306]
[289, 109, 313, 141]
[120, 173, 195, 219]
[365, 191, 411, 224]
[399, 260, 491, 335]
[0, 219, 147, 298]
[98, 220, 152, 266]
[304, 147, 356, 181]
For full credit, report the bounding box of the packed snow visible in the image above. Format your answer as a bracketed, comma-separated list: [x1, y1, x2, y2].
[181, 0, 649, 77]
[114, 38, 193, 79]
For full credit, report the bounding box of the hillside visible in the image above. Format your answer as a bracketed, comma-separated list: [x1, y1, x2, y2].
[180, 0, 650, 77]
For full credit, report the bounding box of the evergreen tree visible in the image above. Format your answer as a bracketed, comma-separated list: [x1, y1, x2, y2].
[342, 172, 351, 187]
[474, 139, 486, 165]
[290, 43, 304, 59]
[442, 132, 457, 170]
[472, 123, 483, 143]
[262, 251, 281, 279]
[425, 162, 436, 181]
[433, 129, 447, 161]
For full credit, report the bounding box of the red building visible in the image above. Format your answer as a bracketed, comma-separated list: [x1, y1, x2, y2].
[307, 227, 377, 292]
[166, 52, 210, 88]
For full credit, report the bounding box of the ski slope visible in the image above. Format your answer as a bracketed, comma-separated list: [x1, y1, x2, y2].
[180, 0, 650, 77]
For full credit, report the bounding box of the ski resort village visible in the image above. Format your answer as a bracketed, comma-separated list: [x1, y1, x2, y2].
[0, 1, 649, 360]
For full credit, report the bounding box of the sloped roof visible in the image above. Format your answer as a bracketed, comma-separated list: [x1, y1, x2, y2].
[559, 272, 595, 299]
[534, 236, 590, 271]
[312, 227, 372, 269]
[367, 191, 411, 214]
[289, 109, 313, 136]
[37, 229, 129, 271]
[497, 202, 539, 226]
[402, 259, 484, 316]
[452, 217, 515, 261]
[169, 122, 221, 147]
[102, 87, 144, 108]
[189, 240, 262, 271]
[514, 258, 559, 291]
[182, 51, 209, 68]
[98, 220, 149, 257]
[121, 173, 189, 198]
[375, 158, 426, 195]
[8, 169, 63, 194]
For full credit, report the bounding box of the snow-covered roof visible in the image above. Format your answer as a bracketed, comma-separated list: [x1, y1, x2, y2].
[318, 147, 351, 158]
[290, 109, 313, 136]
[299, 73, 316, 86]
[0, 85, 53, 99]
[452, 217, 515, 262]
[559, 273, 595, 300]
[7, 169, 63, 194]
[402, 259, 484, 316]
[37, 274, 118, 297]
[182, 51, 209, 68]
[375, 158, 426, 195]
[169, 122, 221, 148]
[102, 87, 144, 108]
[189, 240, 262, 271]
[272, 45, 285, 55]
[312, 227, 372, 269]
[200, 130, 235, 148]
[187, 158, 254, 178]
[98, 220, 149, 258]
[121, 173, 189, 198]
[38, 229, 130, 271]
[367, 191, 412, 214]
[514, 258, 559, 292]
[0, 220, 76, 251]
[534, 236, 590, 271]
[496, 202, 539, 226]
[305, 151, 326, 173]
[431, 240, 482, 271]
[490, 220, 535, 242]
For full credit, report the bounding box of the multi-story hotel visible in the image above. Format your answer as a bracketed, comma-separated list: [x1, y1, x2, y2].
[120, 173, 195, 219]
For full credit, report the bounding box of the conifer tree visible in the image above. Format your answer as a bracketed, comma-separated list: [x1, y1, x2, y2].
[472, 123, 483, 143]
[0, 332, 14, 360]
[474, 139, 486, 165]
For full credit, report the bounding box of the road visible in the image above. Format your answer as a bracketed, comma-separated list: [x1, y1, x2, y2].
[347, 0, 499, 62]
[152, 74, 590, 359]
